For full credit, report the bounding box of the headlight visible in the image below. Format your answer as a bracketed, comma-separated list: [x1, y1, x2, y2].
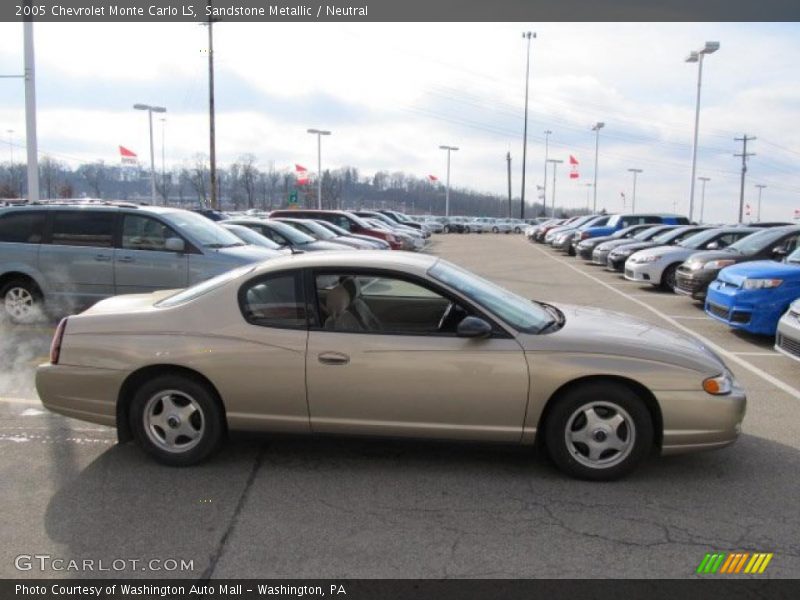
[702, 371, 734, 395]
[704, 259, 736, 270]
[631, 255, 661, 264]
[743, 278, 783, 290]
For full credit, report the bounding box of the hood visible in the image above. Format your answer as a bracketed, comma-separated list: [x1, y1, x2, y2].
[302, 240, 354, 252]
[596, 238, 640, 251]
[608, 241, 656, 255]
[579, 234, 614, 248]
[717, 260, 800, 286]
[215, 244, 283, 263]
[520, 303, 725, 374]
[629, 245, 692, 261]
[684, 249, 744, 266]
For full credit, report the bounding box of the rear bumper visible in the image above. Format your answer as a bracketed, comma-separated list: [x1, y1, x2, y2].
[35, 363, 126, 427]
[657, 387, 746, 455]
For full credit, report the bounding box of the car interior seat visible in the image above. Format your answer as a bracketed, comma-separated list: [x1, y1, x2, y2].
[324, 285, 362, 331]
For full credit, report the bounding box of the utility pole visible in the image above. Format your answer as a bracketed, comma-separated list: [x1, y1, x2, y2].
[520, 31, 536, 220]
[628, 168, 642, 213]
[584, 183, 593, 211]
[755, 184, 766, 222]
[206, 3, 218, 210]
[24, 21, 39, 202]
[698, 176, 710, 223]
[734, 135, 756, 224]
[547, 158, 563, 218]
[160, 117, 167, 205]
[541, 129, 551, 213]
[439, 145, 458, 216]
[591, 122, 604, 212]
[506, 152, 512, 218]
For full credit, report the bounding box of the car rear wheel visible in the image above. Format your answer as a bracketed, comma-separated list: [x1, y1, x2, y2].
[492, 226, 499, 233]
[661, 264, 678, 291]
[130, 374, 224, 466]
[1, 278, 44, 324]
[443, 225, 451, 234]
[544, 381, 653, 480]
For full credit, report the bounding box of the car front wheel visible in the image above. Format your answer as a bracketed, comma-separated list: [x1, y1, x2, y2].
[661, 264, 679, 291]
[130, 374, 225, 466]
[544, 381, 653, 480]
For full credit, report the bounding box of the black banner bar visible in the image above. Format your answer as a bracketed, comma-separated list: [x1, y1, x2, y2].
[4, 0, 800, 23]
[4, 579, 800, 600]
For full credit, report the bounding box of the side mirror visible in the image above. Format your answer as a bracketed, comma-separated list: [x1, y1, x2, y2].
[165, 237, 185, 253]
[456, 316, 492, 339]
[705, 241, 720, 250]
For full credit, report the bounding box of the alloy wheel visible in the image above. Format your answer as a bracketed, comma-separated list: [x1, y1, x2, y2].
[144, 390, 206, 453]
[4, 287, 36, 322]
[564, 401, 636, 469]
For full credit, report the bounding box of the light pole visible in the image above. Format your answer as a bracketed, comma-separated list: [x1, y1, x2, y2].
[541, 129, 551, 213]
[160, 117, 167, 205]
[547, 158, 563, 218]
[520, 31, 536, 220]
[439, 145, 459, 216]
[628, 168, 642, 213]
[5, 129, 12, 164]
[686, 41, 720, 222]
[307, 128, 331, 209]
[591, 122, 604, 212]
[698, 176, 710, 223]
[133, 103, 166, 204]
[584, 183, 593, 210]
[755, 184, 766, 222]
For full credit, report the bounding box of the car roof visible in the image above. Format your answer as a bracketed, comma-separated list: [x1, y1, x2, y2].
[247, 250, 439, 276]
[0, 202, 182, 216]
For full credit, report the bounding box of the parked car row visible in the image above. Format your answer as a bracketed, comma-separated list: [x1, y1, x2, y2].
[526, 212, 800, 358]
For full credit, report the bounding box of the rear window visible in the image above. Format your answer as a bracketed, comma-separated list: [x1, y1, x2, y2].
[157, 265, 255, 307]
[51, 211, 115, 247]
[0, 211, 45, 243]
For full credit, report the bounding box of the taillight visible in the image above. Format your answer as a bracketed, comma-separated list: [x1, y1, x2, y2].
[50, 317, 68, 365]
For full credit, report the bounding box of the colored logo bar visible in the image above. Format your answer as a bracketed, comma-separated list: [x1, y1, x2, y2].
[696, 552, 773, 574]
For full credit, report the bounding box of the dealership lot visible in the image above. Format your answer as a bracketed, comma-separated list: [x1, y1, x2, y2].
[1, 234, 799, 579]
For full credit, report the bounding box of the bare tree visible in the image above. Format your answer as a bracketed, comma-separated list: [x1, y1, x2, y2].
[189, 154, 210, 205]
[77, 162, 106, 198]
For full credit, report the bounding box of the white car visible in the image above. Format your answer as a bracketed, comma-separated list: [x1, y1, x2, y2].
[624, 227, 758, 290]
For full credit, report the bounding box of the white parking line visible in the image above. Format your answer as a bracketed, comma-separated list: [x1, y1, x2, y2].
[0, 397, 41, 406]
[667, 315, 708, 320]
[732, 352, 779, 357]
[532, 245, 800, 401]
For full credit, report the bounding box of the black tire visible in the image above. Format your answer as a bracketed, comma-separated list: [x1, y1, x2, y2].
[443, 225, 451, 234]
[568, 245, 576, 256]
[544, 381, 654, 481]
[661, 263, 679, 292]
[465, 226, 471, 234]
[129, 374, 225, 467]
[0, 277, 44, 324]
[492, 226, 499, 233]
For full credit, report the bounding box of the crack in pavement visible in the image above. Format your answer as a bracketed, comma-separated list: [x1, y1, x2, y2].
[199, 443, 268, 582]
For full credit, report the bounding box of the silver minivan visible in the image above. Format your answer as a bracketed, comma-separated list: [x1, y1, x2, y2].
[0, 202, 281, 322]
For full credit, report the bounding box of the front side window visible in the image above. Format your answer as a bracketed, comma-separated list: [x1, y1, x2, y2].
[240, 272, 307, 329]
[51, 211, 115, 247]
[0, 211, 45, 243]
[315, 273, 463, 335]
[122, 214, 180, 251]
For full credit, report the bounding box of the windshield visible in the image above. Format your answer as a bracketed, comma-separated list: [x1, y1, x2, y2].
[652, 227, 695, 245]
[633, 225, 671, 241]
[316, 220, 350, 236]
[612, 225, 644, 239]
[264, 220, 317, 244]
[677, 229, 722, 249]
[787, 247, 800, 264]
[223, 224, 281, 249]
[429, 259, 551, 333]
[157, 265, 256, 307]
[285, 220, 335, 240]
[727, 227, 795, 255]
[162, 210, 244, 248]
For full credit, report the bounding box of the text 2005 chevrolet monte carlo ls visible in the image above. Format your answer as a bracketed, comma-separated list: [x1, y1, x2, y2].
[36, 252, 746, 480]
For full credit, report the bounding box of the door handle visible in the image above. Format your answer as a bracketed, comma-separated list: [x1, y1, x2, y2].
[318, 352, 350, 366]
[117, 256, 134, 263]
[94, 254, 112, 262]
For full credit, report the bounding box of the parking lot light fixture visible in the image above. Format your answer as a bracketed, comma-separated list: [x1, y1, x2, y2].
[546, 158, 564, 217]
[134, 103, 167, 205]
[591, 122, 604, 212]
[439, 145, 459, 216]
[755, 184, 767, 222]
[686, 41, 720, 223]
[628, 168, 642, 213]
[307, 128, 331, 209]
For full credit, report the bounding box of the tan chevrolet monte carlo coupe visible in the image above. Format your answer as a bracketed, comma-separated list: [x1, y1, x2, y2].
[36, 251, 746, 480]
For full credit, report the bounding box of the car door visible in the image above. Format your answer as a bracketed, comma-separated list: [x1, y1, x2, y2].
[114, 213, 190, 294]
[38, 209, 116, 306]
[305, 270, 530, 442]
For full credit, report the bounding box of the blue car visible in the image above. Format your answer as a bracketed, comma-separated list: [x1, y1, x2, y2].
[580, 213, 690, 241]
[705, 247, 800, 335]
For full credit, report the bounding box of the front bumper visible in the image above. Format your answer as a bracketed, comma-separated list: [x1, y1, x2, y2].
[624, 260, 665, 284]
[675, 268, 716, 299]
[592, 248, 611, 265]
[606, 254, 629, 271]
[658, 386, 746, 455]
[776, 310, 800, 361]
[705, 283, 787, 336]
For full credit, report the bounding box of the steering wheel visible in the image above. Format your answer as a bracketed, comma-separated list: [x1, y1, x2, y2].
[437, 302, 455, 332]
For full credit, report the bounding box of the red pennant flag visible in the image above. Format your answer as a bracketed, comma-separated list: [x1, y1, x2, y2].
[569, 154, 579, 179]
[428, 174, 438, 182]
[295, 164, 309, 185]
[119, 145, 137, 165]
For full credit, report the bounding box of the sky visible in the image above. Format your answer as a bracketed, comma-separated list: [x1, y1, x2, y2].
[0, 21, 798, 221]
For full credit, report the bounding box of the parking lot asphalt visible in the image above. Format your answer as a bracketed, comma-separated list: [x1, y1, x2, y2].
[1, 234, 799, 580]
